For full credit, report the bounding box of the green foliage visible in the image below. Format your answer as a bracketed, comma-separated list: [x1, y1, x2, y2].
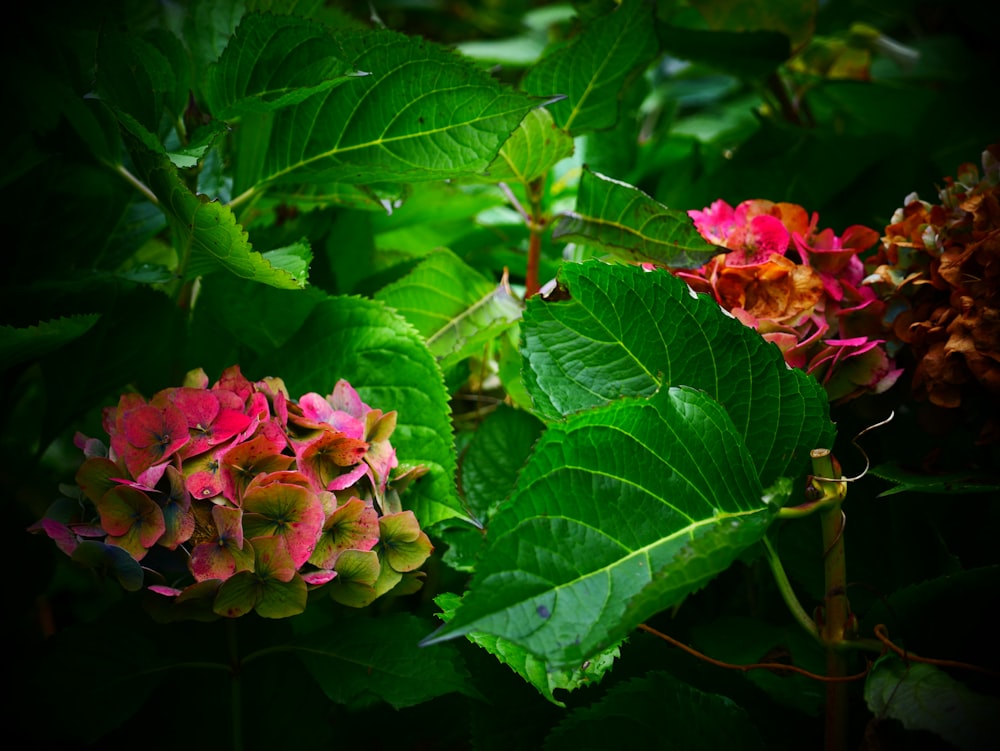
[375, 248, 523, 370]
[426, 384, 786, 668]
[6, 0, 1000, 749]
[522, 0, 659, 134]
[552, 168, 721, 266]
[864, 655, 1000, 751]
[521, 263, 834, 486]
[544, 671, 768, 750]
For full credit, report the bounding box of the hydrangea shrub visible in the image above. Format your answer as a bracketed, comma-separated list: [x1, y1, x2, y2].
[31, 365, 433, 619]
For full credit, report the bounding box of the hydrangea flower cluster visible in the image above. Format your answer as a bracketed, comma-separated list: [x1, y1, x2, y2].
[863, 144, 1000, 437]
[31, 366, 432, 620]
[677, 198, 902, 401]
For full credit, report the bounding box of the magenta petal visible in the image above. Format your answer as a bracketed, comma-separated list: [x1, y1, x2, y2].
[190, 543, 239, 581]
[298, 393, 334, 423]
[328, 380, 369, 419]
[169, 388, 220, 429]
[302, 570, 337, 585]
[211, 409, 253, 444]
[133, 462, 170, 490]
[213, 365, 253, 403]
[688, 200, 735, 245]
[747, 214, 790, 258]
[120, 403, 190, 476]
[148, 585, 184, 597]
[40, 518, 79, 556]
[327, 463, 369, 491]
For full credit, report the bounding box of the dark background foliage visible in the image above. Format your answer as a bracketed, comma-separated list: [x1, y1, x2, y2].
[4, 1, 999, 749]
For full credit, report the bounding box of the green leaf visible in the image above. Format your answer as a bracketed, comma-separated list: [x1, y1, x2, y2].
[544, 671, 767, 750]
[256, 295, 464, 527]
[205, 13, 362, 119]
[521, 262, 833, 487]
[521, 0, 658, 134]
[0, 314, 100, 372]
[459, 403, 544, 524]
[375, 248, 523, 369]
[552, 168, 720, 267]
[184, 0, 247, 89]
[864, 655, 1000, 751]
[95, 30, 178, 137]
[165, 119, 229, 170]
[370, 182, 506, 255]
[435, 592, 619, 707]
[259, 240, 313, 286]
[871, 462, 1000, 497]
[423, 386, 780, 668]
[194, 276, 324, 356]
[294, 612, 479, 709]
[256, 29, 538, 186]
[119, 127, 308, 289]
[482, 107, 575, 183]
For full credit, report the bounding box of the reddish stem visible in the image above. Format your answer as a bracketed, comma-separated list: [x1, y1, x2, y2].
[524, 177, 545, 300]
[525, 228, 541, 299]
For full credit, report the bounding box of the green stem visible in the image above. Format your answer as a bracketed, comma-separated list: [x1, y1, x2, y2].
[114, 163, 159, 206]
[762, 536, 820, 642]
[811, 448, 850, 751]
[228, 186, 256, 210]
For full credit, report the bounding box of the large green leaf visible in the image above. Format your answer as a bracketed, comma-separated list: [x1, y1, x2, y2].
[552, 168, 720, 267]
[205, 13, 361, 119]
[459, 403, 545, 524]
[435, 592, 619, 708]
[521, 0, 658, 134]
[521, 262, 833, 487]
[423, 385, 782, 668]
[256, 29, 538, 186]
[95, 30, 179, 138]
[255, 295, 463, 527]
[482, 107, 575, 184]
[864, 655, 1000, 751]
[195, 275, 324, 356]
[119, 126, 308, 289]
[293, 612, 478, 709]
[375, 248, 522, 370]
[544, 671, 767, 750]
[184, 0, 247, 90]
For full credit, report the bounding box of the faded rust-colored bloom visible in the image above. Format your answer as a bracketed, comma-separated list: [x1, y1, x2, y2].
[864, 144, 1000, 432]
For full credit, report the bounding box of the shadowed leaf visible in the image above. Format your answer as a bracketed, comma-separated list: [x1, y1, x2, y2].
[552, 169, 719, 267]
[257, 29, 538, 186]
[206, 12, 361, 119]
[522, 0, 658, 134]
[375, 248, 523, 369]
